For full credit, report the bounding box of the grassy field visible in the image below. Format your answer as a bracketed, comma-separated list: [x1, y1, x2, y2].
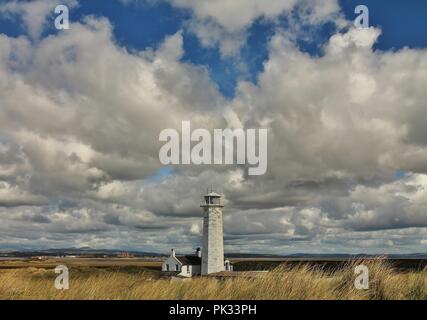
[0, 258, 426, 300]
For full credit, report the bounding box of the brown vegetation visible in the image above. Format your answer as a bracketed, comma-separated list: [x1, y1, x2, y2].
[0, 259, 425, 300]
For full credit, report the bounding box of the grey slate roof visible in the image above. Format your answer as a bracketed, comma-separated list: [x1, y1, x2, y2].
[176, 255, 201, 265]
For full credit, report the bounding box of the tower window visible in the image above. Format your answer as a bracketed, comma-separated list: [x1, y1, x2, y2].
[176, 264, 179, 271]
[204, 196, 221, 205]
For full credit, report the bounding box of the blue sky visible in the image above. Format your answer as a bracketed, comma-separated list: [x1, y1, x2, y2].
[1, 0, 427, 98]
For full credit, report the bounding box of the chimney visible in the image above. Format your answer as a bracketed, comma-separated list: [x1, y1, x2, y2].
[196, 247, 201, 258]
[171, 248, 175, 257]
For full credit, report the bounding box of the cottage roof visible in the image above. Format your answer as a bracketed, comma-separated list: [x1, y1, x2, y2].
[176, 255, 201, 265]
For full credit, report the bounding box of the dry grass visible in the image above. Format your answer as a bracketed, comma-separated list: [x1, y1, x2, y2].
[0, 259, 426, 300]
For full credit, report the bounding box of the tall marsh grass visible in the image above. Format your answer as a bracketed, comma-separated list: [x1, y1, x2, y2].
[0, 259, 425, 300]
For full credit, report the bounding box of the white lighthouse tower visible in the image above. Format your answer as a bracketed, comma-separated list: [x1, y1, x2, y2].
[201, 191, 225, 275]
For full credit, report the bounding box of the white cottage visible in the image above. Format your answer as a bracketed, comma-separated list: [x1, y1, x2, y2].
[162, 248, 202, 277]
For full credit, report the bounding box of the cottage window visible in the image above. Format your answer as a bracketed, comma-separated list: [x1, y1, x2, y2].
[166, 264, 169, 271]
[187, 265, 190, 274]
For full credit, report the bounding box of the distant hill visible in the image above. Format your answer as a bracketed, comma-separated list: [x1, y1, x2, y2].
[226, 253, 427, 259]
[0, 247, 164, 258]
[1, 248, 426, 259]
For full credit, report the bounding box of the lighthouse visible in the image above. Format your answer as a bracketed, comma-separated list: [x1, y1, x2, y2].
[201, 191, 225, 275]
